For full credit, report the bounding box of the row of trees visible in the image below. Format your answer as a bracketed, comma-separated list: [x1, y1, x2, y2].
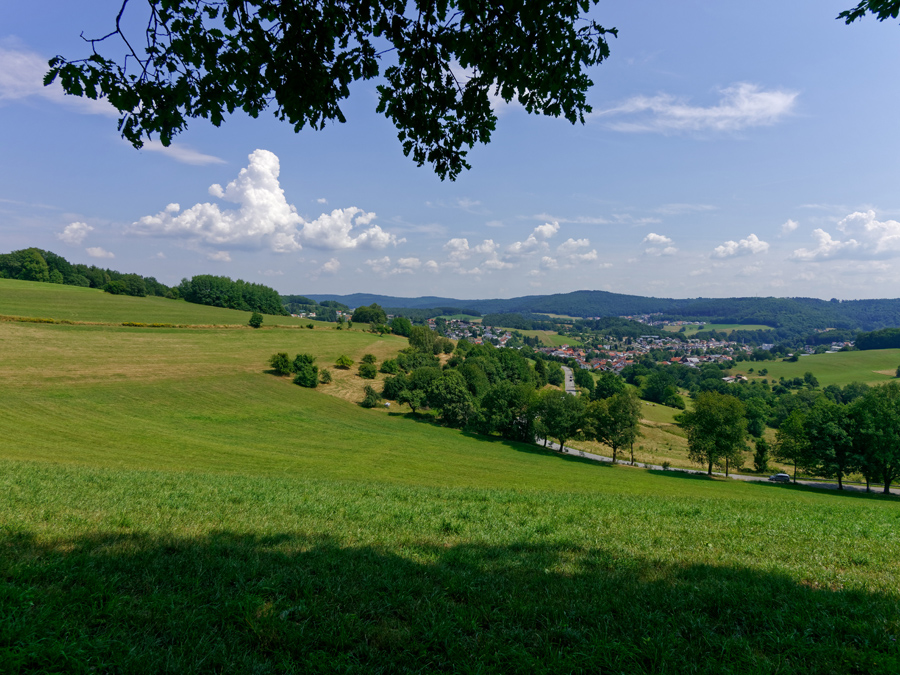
[178, 275, 287, 315]
[0, 248, 171, 297]
[678, 386, 900, 493]
[776, 383, 900, 493]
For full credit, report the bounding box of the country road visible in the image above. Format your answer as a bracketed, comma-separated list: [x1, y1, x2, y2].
[560, 365, 577, 395]
[539, 438, 898, 495]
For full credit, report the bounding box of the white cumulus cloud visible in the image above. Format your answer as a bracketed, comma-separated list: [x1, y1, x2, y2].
[791, 210, 900, 261]
[780, 219, 799, 236]
[507, 222, 559, 257]
[132, 149, 401, 254]
[85, 247, 114, 259]
[58, 222, 93, 245]
[596, 83, 797, 134]
[207, 251, 231, 262]
[712, 234, 769, 258]
[642, 233, 677, 257]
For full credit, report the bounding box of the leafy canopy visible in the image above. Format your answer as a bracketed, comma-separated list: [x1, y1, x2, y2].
[46, 0, 616, 180]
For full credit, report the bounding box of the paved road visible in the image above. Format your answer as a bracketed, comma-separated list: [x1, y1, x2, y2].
[539, 438, 898, 495]
[560, 365, 577, 395]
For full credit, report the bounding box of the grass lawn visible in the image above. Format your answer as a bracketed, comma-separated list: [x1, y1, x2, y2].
[1, 283, 899, 672]
[734, 349, 900, 387]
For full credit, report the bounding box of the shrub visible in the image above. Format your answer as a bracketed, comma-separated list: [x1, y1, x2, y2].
[360, 385, 381, 408]
[381, 374, 409, 400]
[362, 353, 376, 364]
[379, 359, 399, 374]
[269, 352, 293, 376]
[358, 363, 377, 379]
[319, 368, 332, 384]
[293, 353, 316, 372]
[306, 323, 315, 329]
[293, 363, 319, 388]
[335, 355, 354, 369]
[249, 312, 263, 328]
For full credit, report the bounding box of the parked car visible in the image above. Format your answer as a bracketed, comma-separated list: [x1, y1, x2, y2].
[768, 473, 791, 483]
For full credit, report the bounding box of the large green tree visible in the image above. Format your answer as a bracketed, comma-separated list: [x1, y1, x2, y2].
[47, 0, 616, 180]
[537, 389, 584, 452]
[677, 392, 747, 476]
[585, 389, 642, 465]
[850, 382, 900, 494]
[803, 398, 854, 490]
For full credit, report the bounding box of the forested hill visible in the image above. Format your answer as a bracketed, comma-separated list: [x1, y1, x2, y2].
[307, 291, 900, 334]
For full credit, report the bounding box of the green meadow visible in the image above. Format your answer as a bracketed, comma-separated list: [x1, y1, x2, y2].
[1, 280, 898, 673]
[663, 322, 772, 335]
[0, 277, 316, 326]
[735, 349, 900, 387]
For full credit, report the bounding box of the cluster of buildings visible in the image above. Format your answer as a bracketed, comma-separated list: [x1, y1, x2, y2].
[538, 334, 750, 373]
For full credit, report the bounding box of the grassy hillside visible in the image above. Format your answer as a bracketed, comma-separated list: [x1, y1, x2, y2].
[663, 322, 771, 335]
[0, 278, 314, 326]
[734, 349, 900, 387]
[1, 284, 898, 673]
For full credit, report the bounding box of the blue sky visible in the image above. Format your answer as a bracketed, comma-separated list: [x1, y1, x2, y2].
[2, 0, 899, 300]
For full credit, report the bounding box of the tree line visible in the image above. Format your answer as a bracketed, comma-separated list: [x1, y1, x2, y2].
[177, 275, 287, 315]
[0, 248, 171, 298]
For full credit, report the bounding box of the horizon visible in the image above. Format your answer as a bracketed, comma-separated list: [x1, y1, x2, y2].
[3, 1, 900, 300]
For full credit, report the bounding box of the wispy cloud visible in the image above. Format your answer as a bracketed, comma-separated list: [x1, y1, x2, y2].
[85, 246, 114, 259]
[139, 140, 226, 166]
[594, 83, 798, 134]
[0, 42, 116, 116]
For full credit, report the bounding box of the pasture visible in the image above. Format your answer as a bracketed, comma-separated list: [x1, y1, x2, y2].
[1, 281, 898, 673]
[0, 277, 317, 326]
[663, 322, 772, 335]
[735, 349, 900, 388]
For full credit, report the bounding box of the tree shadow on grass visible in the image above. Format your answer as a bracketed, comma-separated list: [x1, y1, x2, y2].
[2, 529, 897, 674]
[744, 478, 899, 501]
[647, 469, 718, 481]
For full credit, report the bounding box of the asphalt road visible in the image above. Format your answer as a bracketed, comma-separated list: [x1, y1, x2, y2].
[560, 365, 577, 395]
[539, 438, 897, 495]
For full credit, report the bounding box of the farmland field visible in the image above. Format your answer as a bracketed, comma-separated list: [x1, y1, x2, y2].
[663, 322, 772, 334]
[1, 280, 898, 673]
[0, 277, 318, 326]
[734, 349, 900, 387]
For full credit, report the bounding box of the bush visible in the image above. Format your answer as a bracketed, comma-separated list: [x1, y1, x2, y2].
[360, 385, 381, 408]
[335, 355, 354, 369]
[249, 312, 263, 328]
[362, 353, 376, 364]
[379, 359, 399, 374]
[307, 323, 315, 329]
[382, 374, 409, 400]
[269, 352, 293, 376]
[358, 363, 377, 379]
[319, 368, 332, 384]
[293, 363, 319, 388]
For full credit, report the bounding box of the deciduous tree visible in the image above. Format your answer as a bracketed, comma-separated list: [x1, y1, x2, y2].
[585, 389, 642, 465]
[677, 392, 747, 476]
[47, 0, 616, 180]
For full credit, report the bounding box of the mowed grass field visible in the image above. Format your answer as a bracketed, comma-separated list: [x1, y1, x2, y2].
[663, 322, 772, 335]
[0, 277, 318, 326]
[1, 281, 899, 673]
[734, 349, 900, 387]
